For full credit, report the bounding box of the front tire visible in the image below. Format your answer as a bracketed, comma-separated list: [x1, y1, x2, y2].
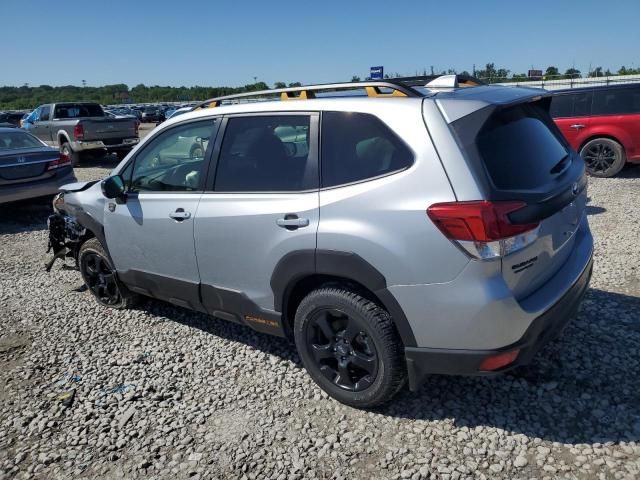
[294, 288, 406, 408]
[580, 138, 626, 178]
[78, 238, 137, 309]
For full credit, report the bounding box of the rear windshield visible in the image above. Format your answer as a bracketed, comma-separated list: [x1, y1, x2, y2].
[0, 131, 44, 150]
[473, 103, 569, 190]
[54, 104, 104, 119]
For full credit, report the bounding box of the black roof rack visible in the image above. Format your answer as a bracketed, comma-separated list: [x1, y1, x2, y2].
[194, 80, 426, 109]
[194, 75, 484, 110]
[390, 74, 485, 87]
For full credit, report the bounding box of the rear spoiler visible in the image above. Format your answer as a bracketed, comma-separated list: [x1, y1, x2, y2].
[434, 86, 551, 123]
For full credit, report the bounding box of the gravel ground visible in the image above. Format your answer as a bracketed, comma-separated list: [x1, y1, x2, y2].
[1, 142, 639, 479]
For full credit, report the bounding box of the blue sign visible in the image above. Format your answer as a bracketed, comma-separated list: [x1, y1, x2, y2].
[370, 66, 384, 80]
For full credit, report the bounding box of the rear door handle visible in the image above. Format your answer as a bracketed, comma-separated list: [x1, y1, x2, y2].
[570, 124, 585, 130]
[277, 216, 309, 230]
[169, 208, 191, 221]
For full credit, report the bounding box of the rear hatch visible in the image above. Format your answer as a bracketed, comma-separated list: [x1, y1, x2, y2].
[0, 148, 60, 185]
[447, 95, 587, 299]
[81, 118, 137, 142]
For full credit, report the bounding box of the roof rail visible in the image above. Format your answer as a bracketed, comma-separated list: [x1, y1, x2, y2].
[194, 80, 423, 109]
[390, 74, 485, 88]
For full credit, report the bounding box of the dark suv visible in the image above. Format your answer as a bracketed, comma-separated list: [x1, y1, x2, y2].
[550, 83, 640, 177]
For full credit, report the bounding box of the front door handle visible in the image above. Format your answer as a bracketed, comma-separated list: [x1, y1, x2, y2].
[276, 215, 309, 230]
[570, 124, 585, 130]
[169, 208, 191, 221]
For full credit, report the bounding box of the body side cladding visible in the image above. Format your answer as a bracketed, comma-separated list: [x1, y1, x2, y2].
[200, 284, 286, 337]
[115, 270, 286, 337]
[117, 269, 206, 313]
[271, 249, 418, 347]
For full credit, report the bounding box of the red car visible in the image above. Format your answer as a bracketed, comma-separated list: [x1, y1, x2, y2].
[550, 84, 640, 177]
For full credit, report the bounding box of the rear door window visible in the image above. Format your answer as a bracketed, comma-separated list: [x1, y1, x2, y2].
[321, 112, 413, 188]
[214, 115, 316, 192]
[474, 103, 570, 190]
[572, 91, 593, 117]
[592, 87, 640, 115]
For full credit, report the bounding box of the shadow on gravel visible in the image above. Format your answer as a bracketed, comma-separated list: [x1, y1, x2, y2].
[586, 205, 606, 215]
[382, 287, 640, 445]
[0, 198, 52, 234]
[138, 300, 297, 362]
[74, 153, 121, 169]
[135, 286, 640, 445]
[617, 163, 640, 179]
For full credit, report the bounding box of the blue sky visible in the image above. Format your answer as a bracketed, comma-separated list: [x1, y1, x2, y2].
[4, 0, 639, 88]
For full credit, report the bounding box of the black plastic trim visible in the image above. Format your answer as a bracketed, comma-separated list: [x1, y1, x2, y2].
[201, 284, 285, 337]
[271, 249, 418, 347]
[405, 255, 593, 390]
[118, 269, 206, 313]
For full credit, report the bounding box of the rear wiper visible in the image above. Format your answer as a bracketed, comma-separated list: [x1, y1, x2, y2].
[549, 153, 571, 175]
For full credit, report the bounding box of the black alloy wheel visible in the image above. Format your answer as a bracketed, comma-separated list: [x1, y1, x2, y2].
[78, 238, 137, 309]
[81, 252, 120, 305]
[580, 138, 626, 178]
[294, 288, 406, 408]
[306, 308, 378, 392]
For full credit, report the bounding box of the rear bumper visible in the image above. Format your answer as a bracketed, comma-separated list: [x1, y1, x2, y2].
[405, 254, 593, 390]
[71, 138, 139, 152]
[0, 169, 77, 204]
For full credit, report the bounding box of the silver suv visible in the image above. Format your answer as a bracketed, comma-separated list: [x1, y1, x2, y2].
[47, 76, 594, 408]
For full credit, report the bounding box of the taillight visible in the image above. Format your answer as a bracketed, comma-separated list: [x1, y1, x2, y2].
[73, 124, 84, 140]
[427, 201, 539, 259]
[47, 152, 72, 170]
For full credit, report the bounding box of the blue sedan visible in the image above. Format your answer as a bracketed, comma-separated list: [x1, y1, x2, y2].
[0, 128, 77, 204]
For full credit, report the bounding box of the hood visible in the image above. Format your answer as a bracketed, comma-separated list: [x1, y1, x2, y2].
[59, 179, 100, 192]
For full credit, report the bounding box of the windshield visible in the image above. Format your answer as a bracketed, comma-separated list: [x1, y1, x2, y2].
[0, 131, 45, 150]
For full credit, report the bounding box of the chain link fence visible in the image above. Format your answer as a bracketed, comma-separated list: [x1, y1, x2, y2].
[484, 73, 640, 90]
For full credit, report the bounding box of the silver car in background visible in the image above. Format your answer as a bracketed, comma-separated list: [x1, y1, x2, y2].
[45, 76, 593, 408]
[0, 128, 76, 204]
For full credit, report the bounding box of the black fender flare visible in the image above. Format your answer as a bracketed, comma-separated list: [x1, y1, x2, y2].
[271, 249, 417, 347]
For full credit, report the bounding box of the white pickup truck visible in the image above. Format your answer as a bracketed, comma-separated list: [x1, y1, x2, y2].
[23, 102, 139, 165]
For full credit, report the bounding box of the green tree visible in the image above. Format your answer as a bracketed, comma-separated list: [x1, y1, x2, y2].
[273, 82, 287, 89]
[288, 82, 302, 87]
[589, 66, 604, 77]
[351, 75, 361, 82]
[545, 66, 560, 78]
[564, 68, 581, 78]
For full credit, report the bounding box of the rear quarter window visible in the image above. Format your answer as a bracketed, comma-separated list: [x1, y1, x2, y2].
[321, 111, 413, 188]
[592, 87, 640, 115]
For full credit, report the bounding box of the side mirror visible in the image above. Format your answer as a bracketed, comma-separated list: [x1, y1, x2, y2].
[101, 175, 126, 200]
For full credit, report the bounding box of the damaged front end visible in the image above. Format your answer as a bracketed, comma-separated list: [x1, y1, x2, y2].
[46, 198, 86, 272]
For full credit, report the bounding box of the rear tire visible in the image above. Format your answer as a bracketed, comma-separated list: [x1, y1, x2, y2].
[78, 238, 138, 309]
[294, 288, 406, 408]
[115, 150, 131, 160]
[580, 138, 626, 178]
[60, 142, 80, 167]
